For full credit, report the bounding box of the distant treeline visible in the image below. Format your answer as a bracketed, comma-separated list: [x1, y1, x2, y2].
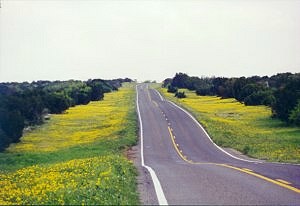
[163, 72, 300, 126]
[0, 78, 132, 151]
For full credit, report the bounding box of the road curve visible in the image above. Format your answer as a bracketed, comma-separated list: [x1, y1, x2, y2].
[136, 84, 300, 205]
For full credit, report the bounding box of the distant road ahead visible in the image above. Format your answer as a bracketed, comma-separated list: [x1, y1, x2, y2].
[137, 84, 300, 205]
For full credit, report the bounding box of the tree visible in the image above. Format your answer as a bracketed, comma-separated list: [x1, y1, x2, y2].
[0, 109, 24, 143]
[289, 100, 300, 126]
[244, 90, 274, 106]
[232, 77, 248, 101]
[87, 81, 105, 101]
[45, 92, 70, 114]
[0, 127, 10, 151]
[272, 74, 300, 121]
[195, 83, 213, 96]
[167, 85, 178, 93]
[162, 78, 172, 88]
[171, 73, 189, 88]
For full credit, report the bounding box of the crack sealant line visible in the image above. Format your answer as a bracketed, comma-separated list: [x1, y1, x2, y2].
[136, 85, 168, 205]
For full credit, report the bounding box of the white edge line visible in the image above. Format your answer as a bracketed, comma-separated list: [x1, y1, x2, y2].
[153, 89, 164, 101]
[136, 85, 168, 205]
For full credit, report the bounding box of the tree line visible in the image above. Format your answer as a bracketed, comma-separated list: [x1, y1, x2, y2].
[163, 72, 300, 126]
[0, 78, 132, 151]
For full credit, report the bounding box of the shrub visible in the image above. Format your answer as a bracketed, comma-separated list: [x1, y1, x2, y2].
[195, 85, 213, 96]
[167, 85, 178, 93]
[272, 75, 300, 122]
[244, 90, 275, 106]
[175, 91, 186, 98]
[289, 101, 300, 126]
[242, 145, 250, 155]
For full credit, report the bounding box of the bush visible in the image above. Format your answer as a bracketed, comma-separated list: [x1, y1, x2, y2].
[0, 128, 11, 151]
[0, 109, 24, 144]
[195, 85, 213, 96]
[289, 101, 300, 126]
[272, 75, 300, 122]
[167, 85, 178, 93]
[175, 91, 186, 98]
[45, 92, 70, 114]
[244, 90, 275, 106]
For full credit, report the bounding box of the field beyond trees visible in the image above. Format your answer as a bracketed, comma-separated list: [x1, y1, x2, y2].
[0, 83, 139, 205]
[160, 88, 300, 163]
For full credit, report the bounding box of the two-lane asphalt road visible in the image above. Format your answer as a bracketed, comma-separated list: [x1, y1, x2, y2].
[136, 84, 300, 205]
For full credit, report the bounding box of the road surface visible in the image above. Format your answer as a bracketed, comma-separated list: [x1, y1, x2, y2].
[136, 84, 300, 205]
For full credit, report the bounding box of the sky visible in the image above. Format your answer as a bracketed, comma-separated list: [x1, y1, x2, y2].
[0, 0, 299, 82]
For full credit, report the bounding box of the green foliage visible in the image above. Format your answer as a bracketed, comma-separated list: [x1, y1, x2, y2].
[272, 74, 300, 122]
[242, 145, 251, 155]
[45, 92, 70, 114]
[244, 90, 275, 106]
[87, 80, 105, 101]
[164, 72, 300, 124]
[167, 84, 178, 93]
[0, 109, 24, 143]
[195, 84, 213, 96]
[289, 101, 300, 126]
[162, 78, 172, 88]
[175, 91, 186, 98]
[171, 73, 190, 88]
[0, 78, 132, 151]
[232, 77, 248, 101]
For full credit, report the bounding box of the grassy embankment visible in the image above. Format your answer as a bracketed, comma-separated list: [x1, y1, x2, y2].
[159, 87, 300, 163]
[0, 83, 139, 205]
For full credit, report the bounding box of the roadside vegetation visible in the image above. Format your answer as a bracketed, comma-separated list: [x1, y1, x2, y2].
[164, 72, 300, 126]
[159, 73, 300, 163]
[0, 83, 139, 205]
[0, 78, 132, 151]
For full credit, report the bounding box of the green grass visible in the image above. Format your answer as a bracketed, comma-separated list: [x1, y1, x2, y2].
[159, 87, 300, 163]
[0, 83, 139, 205]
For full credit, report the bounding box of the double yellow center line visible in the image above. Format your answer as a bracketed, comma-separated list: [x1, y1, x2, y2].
[167, 126, 300, 194]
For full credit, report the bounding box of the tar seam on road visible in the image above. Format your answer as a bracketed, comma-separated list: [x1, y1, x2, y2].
[160, 90, 300, 194]
[136, 85, 168, 205]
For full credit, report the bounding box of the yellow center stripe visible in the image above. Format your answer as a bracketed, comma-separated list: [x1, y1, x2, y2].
[167, 126, 300, 194]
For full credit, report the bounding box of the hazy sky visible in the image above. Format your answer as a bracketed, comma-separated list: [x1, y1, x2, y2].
[0, 0, 299, 82]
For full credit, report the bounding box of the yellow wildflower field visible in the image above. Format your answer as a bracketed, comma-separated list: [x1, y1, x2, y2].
[160, 88, 300, 163]
[0, 83, 138, 205]
[0, 155, 135, 205]
[8, 87, 131, 153]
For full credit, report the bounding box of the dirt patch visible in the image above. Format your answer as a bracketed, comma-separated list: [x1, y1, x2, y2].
[124, 146, 138, 162]
[125, 142, 158, 205]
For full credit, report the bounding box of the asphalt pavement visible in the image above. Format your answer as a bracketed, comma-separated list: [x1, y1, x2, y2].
[136, 84, 300, 205]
